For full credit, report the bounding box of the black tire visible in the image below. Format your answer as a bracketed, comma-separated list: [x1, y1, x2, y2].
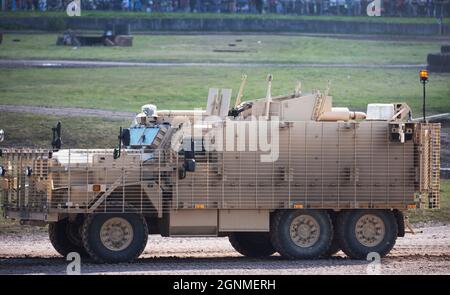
[82, 213, 148, 263]
[336, 210, 398, 260]
[228, 232, 275, 258]
[270, 210, 333, 259]
[49, 218, 87, 257]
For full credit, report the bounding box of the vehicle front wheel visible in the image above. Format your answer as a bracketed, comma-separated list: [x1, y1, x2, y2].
[82, 213, 148, 263]
[49, 218, 87, 257]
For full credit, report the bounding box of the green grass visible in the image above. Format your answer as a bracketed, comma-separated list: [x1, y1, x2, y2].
[0, 67, 449, 115]
[0, 112, 128, 148]
[1, 11, 449, 24]
[408, 180, 450, 224]
[0, 33, 442, 64]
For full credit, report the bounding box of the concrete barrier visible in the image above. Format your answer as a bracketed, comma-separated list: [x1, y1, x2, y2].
[0, 16, 448, 35]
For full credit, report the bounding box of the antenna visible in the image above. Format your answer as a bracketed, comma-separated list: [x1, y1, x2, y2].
[234, 74, 248, 108]
[324, 80, 331, 96]
[264, 74, 273, 119]
[294, 80, 302, 96]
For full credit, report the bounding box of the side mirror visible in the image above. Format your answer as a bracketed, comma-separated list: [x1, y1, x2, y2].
[0, 129, 4, 142]
[113, 127, 124, 159]
[120, 128, 130, 147]
[113, 148, 120, 160]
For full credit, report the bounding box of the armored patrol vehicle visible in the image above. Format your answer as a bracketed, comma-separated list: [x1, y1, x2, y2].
[0, 76, 440, 263]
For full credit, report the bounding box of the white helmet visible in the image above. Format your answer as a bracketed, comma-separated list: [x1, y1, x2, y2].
[141, 104, 158, 117]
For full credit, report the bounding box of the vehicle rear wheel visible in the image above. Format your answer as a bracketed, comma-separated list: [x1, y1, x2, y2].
[270, 210, 333, 259]
[82, 213, 148, 263]
[49, 218, 87, 257]
[228, 232, 275, 257]
[336, 210, 398, 259]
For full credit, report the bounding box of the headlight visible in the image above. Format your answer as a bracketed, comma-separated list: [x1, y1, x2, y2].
[24, 166, 32, 177]
[0, 166, 5, 177]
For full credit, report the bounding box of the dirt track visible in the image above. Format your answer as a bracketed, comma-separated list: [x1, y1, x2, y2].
[0, 104, 135, 120]
[0, 224, 449, 275]
[0, 59, 426, 69]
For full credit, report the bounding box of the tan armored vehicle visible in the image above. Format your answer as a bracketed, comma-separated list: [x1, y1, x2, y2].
[0, 76, 440, 263]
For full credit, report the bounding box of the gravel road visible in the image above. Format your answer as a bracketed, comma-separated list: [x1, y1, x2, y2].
[0, 59, 426, 69]
[0, 104, 136, 120]
[0, 224, 449, 275]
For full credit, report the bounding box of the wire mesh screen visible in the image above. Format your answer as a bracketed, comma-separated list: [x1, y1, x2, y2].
[0, 121, 440, 217]
[0, 149, 50, 213]
[428, 124, 441, 209]
[174, 121, 416, 210]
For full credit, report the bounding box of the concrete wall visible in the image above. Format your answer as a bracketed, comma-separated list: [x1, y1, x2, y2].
[1, 16, 448, 35]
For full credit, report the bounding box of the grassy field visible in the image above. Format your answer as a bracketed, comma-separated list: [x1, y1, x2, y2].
[0, 33, 442, 64]
[1, 11, 449, 24]
[0, 67, 448, 115]
[0, 112, 128, 148]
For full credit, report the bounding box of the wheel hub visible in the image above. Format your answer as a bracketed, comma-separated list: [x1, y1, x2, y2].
[355, 214, 385, 247]
[290, 215, 320, 248]
[100, 217, 134, 251]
